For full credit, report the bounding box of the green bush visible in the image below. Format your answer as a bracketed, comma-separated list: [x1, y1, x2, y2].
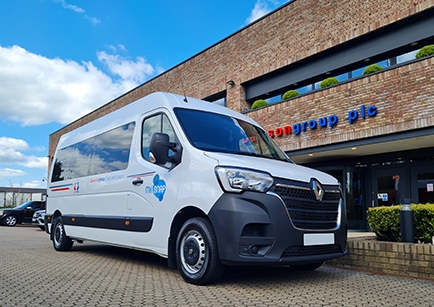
[282, 90, 300, 100]
[251, 99, 268, 110]
[415, 45, 434, 59]
[320, 77, 339, 89]
[367, 205, 401, 242]
[367, 203, 434, 243]
[363, 64, 383, 75]
[412, 204, 434, 243]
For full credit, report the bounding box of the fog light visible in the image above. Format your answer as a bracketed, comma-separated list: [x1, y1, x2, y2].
[249, 245, 259, 255]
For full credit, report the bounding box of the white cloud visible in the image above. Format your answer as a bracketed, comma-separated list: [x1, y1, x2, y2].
[22, 156, 48, 169]
[0, 168, 27, 178]
[0, 137, 48, 169]
[54, 0, 100, 25]
[22, 180, 47, 188]
[0, 45, 157, 126]
[97, 51, 155, 83]
[246, 0, 283, 24]
[54, 0, 84, 13]
[0, 137, 29, 150]
[85, 16, 101, 25]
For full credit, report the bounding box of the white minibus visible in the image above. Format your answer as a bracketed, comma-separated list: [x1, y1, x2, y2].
[46, 92, 347, 285]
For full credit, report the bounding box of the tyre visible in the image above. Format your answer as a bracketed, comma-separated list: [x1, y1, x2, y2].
[3, 215, 17, 227]
[176, 217, 224, 285]
[290, 262, 324, 271]
[52, 217, 73, 251]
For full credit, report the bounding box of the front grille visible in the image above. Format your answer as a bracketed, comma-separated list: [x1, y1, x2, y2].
[271, 182, 341, 230]
[281, 244, 342, 258]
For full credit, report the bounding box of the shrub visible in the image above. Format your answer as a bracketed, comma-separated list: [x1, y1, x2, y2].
[282, 90, 300, 100]
[251, 99, 268, 110]
[367, 203, 434, 243]
[367, 205, 401, 242]
[412, 203, 434, 243]
[363, 64, 383, 75]
[320, 77, 339, 89]
[415, 45, 434, 59]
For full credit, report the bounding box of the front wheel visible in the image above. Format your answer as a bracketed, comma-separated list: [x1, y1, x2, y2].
[290, 262, 324, 271]
[52, 217, 73, 251]
[176, 217, 224, 285]
[4, 215, 17, 226]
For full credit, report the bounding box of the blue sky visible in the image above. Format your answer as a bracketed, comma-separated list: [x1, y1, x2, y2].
[0, 0, 289, 188]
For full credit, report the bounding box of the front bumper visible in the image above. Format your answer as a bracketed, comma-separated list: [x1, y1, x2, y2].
[208, 191, 348, 266]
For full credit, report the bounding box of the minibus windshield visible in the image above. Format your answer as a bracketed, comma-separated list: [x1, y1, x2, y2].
[174, 108, 291, 162]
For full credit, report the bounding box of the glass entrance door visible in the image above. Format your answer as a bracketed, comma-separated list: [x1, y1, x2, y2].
[371, 169, 408, 207]
[345, 170, 367, 229]
[322, 168, 368, 230]
[410, 165, 434, 204]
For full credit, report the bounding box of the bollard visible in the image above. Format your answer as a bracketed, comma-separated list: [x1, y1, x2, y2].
[400, 198, 414, 243]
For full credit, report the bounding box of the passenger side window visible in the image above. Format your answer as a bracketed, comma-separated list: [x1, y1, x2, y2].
[142, 113, 177, 168]
[51, 122, 135, 182]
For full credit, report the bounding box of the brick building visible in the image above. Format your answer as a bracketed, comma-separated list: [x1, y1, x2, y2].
[49, 0, 434, 230]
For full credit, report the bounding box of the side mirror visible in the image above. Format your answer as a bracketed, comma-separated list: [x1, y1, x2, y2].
[149, 133, 182, 166]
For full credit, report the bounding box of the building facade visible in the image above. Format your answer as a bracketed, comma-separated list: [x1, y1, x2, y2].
[0, 187, 47, 207]
[49, 0, 434, 230]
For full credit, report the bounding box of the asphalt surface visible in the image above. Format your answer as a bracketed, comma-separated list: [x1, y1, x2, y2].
[0, 225, 433, 307]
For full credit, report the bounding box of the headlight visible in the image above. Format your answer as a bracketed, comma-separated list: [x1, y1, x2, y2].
[215, 167, 274, 193]
[0, 210, 3, 215]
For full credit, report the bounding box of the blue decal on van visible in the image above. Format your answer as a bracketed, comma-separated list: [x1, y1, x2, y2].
[145, 174, 166, 201]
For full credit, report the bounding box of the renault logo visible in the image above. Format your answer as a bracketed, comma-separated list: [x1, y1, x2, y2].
[312, 179, 324, 201]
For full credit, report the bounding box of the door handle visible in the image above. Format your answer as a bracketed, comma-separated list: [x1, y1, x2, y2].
[132, 179, 143, 186]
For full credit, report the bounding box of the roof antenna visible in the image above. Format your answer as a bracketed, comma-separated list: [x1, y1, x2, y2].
[180, 78, 188, 103]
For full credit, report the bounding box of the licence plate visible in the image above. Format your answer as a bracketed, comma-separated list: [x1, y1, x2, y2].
[303, 233, 334, 246]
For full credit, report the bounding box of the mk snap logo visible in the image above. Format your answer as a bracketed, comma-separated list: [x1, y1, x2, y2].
[145, 174, 166, 202]
[73, 182, 80, 193]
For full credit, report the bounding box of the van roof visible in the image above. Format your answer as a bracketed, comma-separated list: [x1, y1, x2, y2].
[56, 92, 259, 149]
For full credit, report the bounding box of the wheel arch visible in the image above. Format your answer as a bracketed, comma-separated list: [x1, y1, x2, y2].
[167, 206, 207, 269]
[50, 210, 63, 240]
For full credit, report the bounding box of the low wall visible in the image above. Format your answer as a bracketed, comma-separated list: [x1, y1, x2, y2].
[326, 237, 434, 280]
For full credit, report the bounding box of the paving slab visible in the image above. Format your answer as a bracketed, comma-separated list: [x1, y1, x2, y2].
[0, 225, 433, 307]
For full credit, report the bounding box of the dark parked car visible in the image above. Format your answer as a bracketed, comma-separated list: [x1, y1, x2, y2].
[0, 201, 46, 227]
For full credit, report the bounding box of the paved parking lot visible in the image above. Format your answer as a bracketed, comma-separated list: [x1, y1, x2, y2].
[0, 225, 433, 307]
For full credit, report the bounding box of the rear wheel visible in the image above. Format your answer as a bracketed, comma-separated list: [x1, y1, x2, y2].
[176, 217, 224, 285]
[52, 217, 73, 251]
[290, 262, 324, 271]
[4, 215, 17, 226]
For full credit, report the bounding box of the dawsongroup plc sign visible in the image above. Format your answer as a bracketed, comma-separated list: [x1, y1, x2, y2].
[268, 105, 377, 138]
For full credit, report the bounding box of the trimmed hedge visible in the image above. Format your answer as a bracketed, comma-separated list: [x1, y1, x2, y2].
[251, 99, 268, 110]
[415, 45, 434, 59]
[282, 90, 300, 100]
[363, 64, 383, 75]
[367, 203, 434, 243]
[320, 77, 339, 89]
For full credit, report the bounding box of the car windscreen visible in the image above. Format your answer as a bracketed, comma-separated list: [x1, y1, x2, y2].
[174, 108, 291, 162]
[16, 202, 33, 209]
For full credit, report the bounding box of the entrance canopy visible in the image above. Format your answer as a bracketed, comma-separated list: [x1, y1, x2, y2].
[289, 127, 434, 164]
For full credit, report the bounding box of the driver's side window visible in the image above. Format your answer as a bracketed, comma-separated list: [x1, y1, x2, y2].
[142, 113, 176, 168]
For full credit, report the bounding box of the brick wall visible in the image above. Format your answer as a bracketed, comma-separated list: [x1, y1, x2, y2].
[327, 238, 434, 279]
[247, 56, 434, 152]
[48, 0, 434, 166]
